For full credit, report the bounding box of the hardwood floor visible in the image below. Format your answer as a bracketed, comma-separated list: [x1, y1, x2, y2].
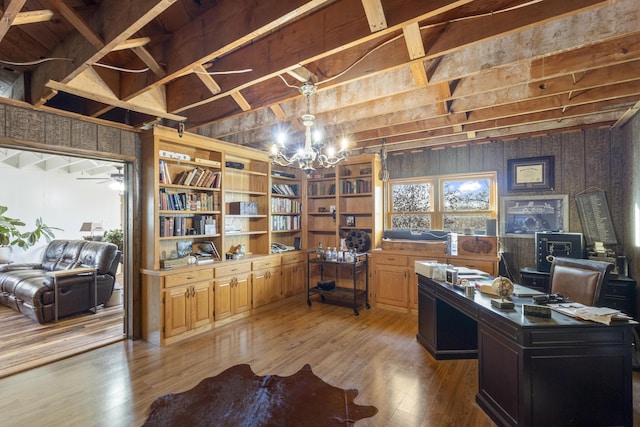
[0, 294, 638, 426]
[0, 304, 124, 379]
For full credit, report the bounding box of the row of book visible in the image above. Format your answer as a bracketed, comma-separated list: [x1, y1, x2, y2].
[159, 160, 173, 184]
[341, 179, 371, 194]
[271, 183, 299, 196]
[308, 182, 336, 196]
[271, 215, 301, 231]
[160, 189, 220, 211]
[159, 215, 218, 237]
[175, 168, 222, 188]
[271, 198, 302, 213]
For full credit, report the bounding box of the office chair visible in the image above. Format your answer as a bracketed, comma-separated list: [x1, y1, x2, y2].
[549, 257, 614, 306]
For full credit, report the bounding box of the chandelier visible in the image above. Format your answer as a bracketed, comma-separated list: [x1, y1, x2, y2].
[270, 80, 347, 175]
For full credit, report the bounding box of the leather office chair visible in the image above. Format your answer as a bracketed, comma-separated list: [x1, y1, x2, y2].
[549, 257, 614, 306]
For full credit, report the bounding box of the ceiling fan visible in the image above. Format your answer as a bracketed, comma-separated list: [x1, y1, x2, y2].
[77, 166, 124, 189]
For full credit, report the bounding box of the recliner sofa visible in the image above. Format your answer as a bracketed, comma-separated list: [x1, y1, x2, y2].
[0, 239, 120, 323]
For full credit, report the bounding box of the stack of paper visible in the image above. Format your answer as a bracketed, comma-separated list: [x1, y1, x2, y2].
[548, 303, 632, 325]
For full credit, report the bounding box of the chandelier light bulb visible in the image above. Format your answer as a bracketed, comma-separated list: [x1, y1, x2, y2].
[269, 80, 347, 173]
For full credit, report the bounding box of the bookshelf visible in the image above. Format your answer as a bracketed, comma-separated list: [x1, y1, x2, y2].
[270, 167, 303, 248]
[141, 129, 224, 270]
[304, 154, 382, 251]
[223, 153, 270, 257]
[141, 126, 275, 270]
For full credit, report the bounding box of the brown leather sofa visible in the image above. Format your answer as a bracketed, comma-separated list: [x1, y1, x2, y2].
[0, 240, 120, 323]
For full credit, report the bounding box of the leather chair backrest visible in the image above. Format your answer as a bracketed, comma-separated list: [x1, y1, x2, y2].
[75, 241, 118, 274]
[549, 257, 613, 306]
[55, 240, 86, 270]
[40, 240, 68, 270]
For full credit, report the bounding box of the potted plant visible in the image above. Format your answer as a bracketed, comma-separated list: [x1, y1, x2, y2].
[0, 205, 60, 263]
[102, 228, 123, 252]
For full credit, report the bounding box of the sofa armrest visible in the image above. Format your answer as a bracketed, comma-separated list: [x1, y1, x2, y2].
[0, 263, 43, 272]
[46, 267, 97, 322]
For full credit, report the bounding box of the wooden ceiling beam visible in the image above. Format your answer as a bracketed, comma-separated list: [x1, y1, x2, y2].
[12, 9, 56, 25]
[51, 0, 104, 50]
[131, 46, 165, 77]
[0, 0, 27, 43]
[167, 0, 476, 115]
[113, 37, 152, 52]
[30, 0, 177, 106]
[361, 0, 387, 32]
[182, 0, 616, 130]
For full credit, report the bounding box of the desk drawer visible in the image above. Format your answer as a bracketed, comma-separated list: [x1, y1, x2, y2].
[375, 254, 408, 266]
[164, 269, 212, 288]
[214, 262, 251, 278]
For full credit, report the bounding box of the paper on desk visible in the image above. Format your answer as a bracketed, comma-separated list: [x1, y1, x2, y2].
[548, 303, 630, 325]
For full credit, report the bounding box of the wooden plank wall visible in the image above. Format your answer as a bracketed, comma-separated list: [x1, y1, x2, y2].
[387, 128, 626, 282]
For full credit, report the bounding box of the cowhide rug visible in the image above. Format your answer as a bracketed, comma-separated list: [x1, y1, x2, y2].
[143, 363, 378, 426]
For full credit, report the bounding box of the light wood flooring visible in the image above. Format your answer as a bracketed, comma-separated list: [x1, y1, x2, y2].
[0, 294, 639, 426]
[0, 304, 124, 379]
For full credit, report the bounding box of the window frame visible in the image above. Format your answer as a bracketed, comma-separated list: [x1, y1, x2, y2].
[385, 171, 497, 232]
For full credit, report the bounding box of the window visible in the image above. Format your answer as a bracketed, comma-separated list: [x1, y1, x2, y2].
[386, 172, 496, 233]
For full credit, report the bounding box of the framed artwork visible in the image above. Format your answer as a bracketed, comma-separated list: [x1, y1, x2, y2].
[500, 194, 568, 238]
[345, 216, 356, 227]
[507, 156, 554, 191]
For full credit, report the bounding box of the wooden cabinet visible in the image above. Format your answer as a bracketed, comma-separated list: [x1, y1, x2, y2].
[214, 262, 251, 321]
[141, 267, 214, 345]
[305, 154, 382, 251]
[164, 279, 213, 338]
[372, 253, 410, 311]
[282, 252, 307, 297]
[252, 255, 282, 307]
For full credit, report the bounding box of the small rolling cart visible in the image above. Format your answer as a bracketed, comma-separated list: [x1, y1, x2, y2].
[307, 251, 370, 315]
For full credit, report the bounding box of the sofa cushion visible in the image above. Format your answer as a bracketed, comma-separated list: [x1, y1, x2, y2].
[74, 241, 117, 274]
[53, 240, 85, 270]
[40, 240, 68, 271]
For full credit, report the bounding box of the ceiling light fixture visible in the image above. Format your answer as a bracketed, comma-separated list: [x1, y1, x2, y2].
[269, 80, 347, 176]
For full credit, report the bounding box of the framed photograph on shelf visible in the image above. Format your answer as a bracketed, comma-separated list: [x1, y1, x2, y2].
[507, 156, 554, 191]
[345, 216, 356, 227]
[500, 194, 568, 238]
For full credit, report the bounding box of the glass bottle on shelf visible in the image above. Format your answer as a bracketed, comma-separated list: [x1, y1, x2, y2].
[317, 242, 324, 260]
[331, 247, 337, 262]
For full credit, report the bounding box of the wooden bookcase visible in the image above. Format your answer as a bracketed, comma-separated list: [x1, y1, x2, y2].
[305, 154, 382, 252]
[270, 167, 303, 249]
[224, 153, 270, 257]
[141, 126, 278, 270]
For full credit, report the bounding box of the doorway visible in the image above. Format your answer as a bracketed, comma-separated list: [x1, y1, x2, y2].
[0, 148, 129, 376]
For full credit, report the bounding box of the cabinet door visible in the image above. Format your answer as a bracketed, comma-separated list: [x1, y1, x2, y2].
[376, 264, 408, 307]
[292, 262, 307, 295]
[268, 267, 282, 302]
[214, 279, 233, 320]
[164, 285, 190, 338]
[252, 271, 269, 308]
[192, 281, 213, 329]
[234, 274, 252, 314]
[282, 264, 295, 297]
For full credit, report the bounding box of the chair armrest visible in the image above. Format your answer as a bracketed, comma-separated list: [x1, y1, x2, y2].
[46, 267, 96, 279]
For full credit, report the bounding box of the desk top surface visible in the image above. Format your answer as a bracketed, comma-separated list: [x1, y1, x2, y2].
[418, 273, 637, 329]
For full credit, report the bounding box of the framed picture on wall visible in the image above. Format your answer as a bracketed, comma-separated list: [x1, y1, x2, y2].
[507, 156, 554, 191]
[500, 194, 568, 238]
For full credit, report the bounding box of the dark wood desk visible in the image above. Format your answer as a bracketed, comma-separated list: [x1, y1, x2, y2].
[416, 274, 635, 427]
